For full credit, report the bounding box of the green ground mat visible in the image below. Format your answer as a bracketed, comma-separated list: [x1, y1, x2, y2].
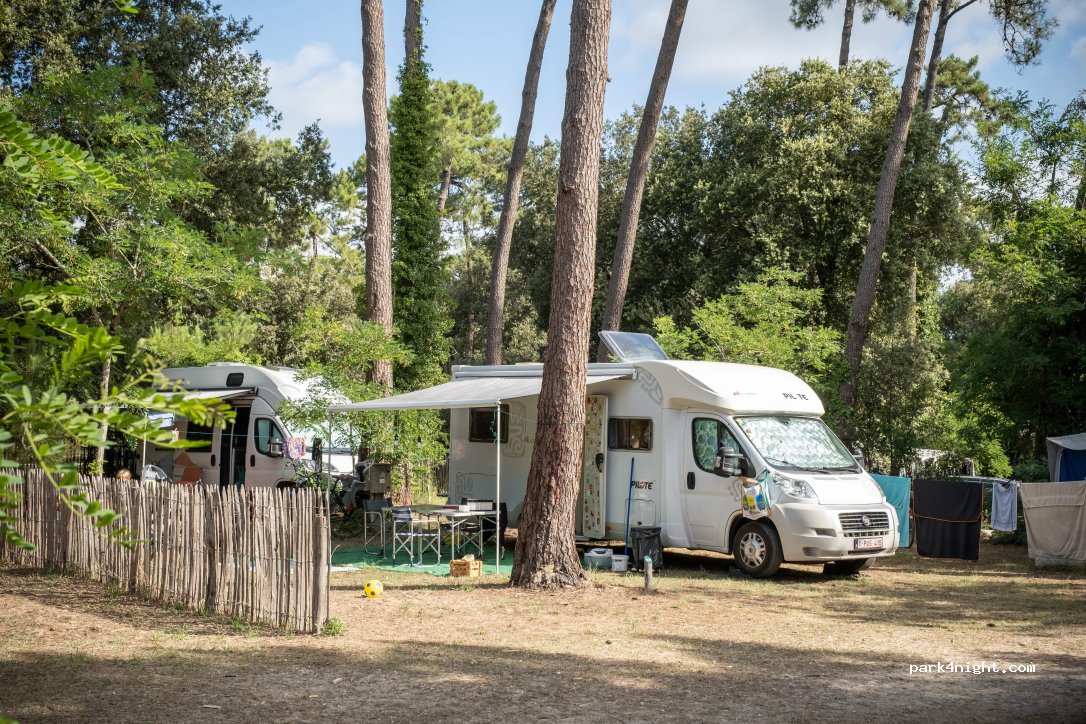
[330, 545, 512, 576]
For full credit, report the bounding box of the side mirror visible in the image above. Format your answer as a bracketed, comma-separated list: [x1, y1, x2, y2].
[267, 440, 284, 458]
[716, 447, 744, 477]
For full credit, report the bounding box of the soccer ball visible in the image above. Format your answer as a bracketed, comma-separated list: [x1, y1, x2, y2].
[363, 579, 383, 598]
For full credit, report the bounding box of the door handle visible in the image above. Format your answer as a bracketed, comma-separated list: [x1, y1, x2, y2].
[210, 454, 216, 467]
[250, 454, 255, 468]
[686, 471, 695, 490]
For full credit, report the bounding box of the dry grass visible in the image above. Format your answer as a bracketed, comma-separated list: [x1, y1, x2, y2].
[2, 542, 1085, 723]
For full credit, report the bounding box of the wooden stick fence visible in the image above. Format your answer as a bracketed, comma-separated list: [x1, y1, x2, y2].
[2, 468, 330, 633]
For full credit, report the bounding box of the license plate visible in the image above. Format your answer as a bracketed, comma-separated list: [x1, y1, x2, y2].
[854, 537, 883, 550]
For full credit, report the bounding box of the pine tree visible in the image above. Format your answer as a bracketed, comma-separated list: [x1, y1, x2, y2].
[389, 25, 451, 389]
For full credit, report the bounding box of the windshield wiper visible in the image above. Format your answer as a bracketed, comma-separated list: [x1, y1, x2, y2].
[764, 457, 857, 474]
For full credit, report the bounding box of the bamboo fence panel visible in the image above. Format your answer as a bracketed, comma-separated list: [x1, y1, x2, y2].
[2, 469, 329, 632]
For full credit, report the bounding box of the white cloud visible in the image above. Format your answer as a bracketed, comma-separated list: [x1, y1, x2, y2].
[265, 42, 364, 137]
[1073, 36, 1086, 60]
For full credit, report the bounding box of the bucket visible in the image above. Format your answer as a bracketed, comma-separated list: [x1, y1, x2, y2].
[584, 548, 613, 569]
[611, 554, 629, 572]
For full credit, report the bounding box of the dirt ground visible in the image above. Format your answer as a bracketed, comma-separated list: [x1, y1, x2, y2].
[2, 541, 1085, 723]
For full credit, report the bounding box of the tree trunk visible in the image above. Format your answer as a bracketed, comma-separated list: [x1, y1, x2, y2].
[484, 0, 558, 365]
[404, 0, 422, 67]
[922, 0, 951, 113]
[838, 0, 933, 412]
[906, 262, 918, 342]
[839, 0, 856, 69]
[437, 163, 452, 214]
[362, 0, 394, 390]
[463, 215, 476, 361]
[597, 0, 687, 360]
[95, 353, 112, 468]
[922, 0, 979, 113]
[511, 0, 611, 589]
[841, 0, 935, 412]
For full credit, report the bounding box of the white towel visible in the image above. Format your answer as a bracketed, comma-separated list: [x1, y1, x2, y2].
[990, 481, 1018, 532]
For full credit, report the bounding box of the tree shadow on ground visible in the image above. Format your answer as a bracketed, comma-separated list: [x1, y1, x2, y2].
[2, 630, 1084, 723]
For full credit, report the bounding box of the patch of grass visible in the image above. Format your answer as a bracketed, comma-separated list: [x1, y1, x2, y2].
[321, 617, 347, 636]
[230, 617, 251, 634]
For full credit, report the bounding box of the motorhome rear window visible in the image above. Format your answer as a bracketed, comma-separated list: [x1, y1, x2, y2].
[469, 406, 509, 443]
[184, 421, 214, 451]
[608, 418, 653, 451]
[225, 372, 244, 387]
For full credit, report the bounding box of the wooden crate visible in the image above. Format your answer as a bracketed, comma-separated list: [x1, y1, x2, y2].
[449, 559, 483, 577]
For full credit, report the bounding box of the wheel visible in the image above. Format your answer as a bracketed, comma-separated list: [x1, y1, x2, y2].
[732, 520, 783, 578]
[332, 510, 364, 539]
[823, 558, 874, 576]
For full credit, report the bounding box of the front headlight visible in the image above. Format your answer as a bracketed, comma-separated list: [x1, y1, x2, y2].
[774, 473, 818, 501]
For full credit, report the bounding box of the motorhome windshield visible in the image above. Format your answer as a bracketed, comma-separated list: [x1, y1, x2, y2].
[735, 416, 858, 472]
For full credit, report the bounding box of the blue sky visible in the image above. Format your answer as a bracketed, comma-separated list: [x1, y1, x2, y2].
[220, 0, 1086, 170]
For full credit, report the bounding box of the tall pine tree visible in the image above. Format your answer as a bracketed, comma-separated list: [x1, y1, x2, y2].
[389, 17, 451, 390]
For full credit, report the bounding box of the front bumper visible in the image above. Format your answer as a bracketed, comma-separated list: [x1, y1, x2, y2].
[771, 502, 899, 562]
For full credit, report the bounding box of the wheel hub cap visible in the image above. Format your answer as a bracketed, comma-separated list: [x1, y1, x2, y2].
[740, 532, 766, 567]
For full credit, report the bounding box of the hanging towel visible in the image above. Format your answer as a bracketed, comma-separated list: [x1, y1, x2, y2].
[913, 478, 981, 560]
[285, 437, 306, 460]
[990, 480, 1019, 532]
[1019, 482, 1086, 567]
[871, 474, 911, 547]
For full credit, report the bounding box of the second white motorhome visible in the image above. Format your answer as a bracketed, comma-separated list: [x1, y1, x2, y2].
[338, 333, 899, 578]
[147, 364, 352, 488]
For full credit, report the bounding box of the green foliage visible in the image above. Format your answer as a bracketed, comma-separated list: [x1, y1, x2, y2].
[653, 269, 840, 386]
[143, 311, 263, 368]
[389, 52, 451, 389]
[944, 95, 1086, 461]
[430, 79, 503, 207]
[0, 0, 276, 157]
[789, 0, 912, 30]
[321, 617, 346, 636]
[7, 66, 257, 358]
[0, 282, 230, 549]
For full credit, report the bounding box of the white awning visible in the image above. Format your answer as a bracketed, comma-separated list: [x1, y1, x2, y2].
[179, 388, 254, 401]
[327, 374, 628, 412]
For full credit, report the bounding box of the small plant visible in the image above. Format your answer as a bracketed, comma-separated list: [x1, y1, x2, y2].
[321, 617, 346, 636]
[230, 617, 251, 634]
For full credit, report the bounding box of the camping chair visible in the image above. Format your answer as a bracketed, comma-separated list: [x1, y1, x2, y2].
[458, 499, 507, 556]
[361, 497, 390, 555]
[390, 508, 442, 566]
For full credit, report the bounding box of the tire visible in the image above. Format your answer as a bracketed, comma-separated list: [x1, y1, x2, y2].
[332, 511, 364, 539]
[823, 558, 874, 576]
[732, 520, 783, 578]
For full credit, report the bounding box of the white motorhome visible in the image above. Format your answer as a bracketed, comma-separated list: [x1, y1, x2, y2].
[344, 333, 899, 577]
[148, 364, 351, 488]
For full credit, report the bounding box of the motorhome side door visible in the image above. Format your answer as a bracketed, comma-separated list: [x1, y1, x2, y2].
[579, 394, 608, 538]
[248, 398, 291, 488]
[682, 413, 744, 550]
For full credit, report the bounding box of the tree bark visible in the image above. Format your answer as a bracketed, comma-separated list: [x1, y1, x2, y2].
[95, 352, 112, 467]
[484, 0, 558, 365]
[841, 0, 935, 412]
[463, 215, 476, 360]
[511, 0, 611, 589]
[922, 0, 980, 113]
[597, 0, 687, 360]
[362, 0, 394, 390]
[404, 0, 422, 68]
[839, 0, 856, 69]
[437, 163, 452, 214]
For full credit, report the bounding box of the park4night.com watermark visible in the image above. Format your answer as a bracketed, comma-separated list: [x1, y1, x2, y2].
[909, 661, 1036, 675]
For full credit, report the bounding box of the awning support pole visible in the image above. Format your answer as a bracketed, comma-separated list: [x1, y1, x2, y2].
[495, 400, 501, 575]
